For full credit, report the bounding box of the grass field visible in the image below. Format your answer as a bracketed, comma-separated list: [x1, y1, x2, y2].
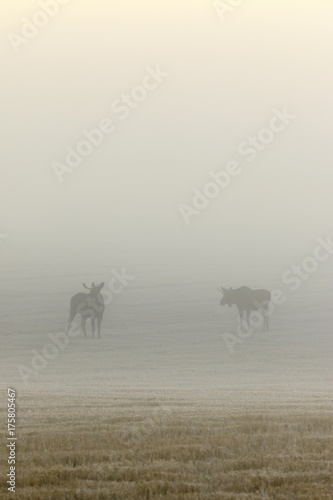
[1, 270, 333, 498]
[1, 389, 332, 499]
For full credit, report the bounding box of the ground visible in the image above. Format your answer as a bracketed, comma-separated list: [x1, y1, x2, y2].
[1, 269, 332, 498]
[1, 389, 332, 499]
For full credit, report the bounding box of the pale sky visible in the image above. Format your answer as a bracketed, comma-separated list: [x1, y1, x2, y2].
[1, 1, 333, 281]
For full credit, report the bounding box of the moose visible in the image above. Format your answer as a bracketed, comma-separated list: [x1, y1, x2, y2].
[218, 286, 271, 331]
[66, 282, 105, 338]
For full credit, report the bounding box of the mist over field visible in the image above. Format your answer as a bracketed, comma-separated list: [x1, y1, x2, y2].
[0, 262, 332, 393]
[1, 1, 333, 498]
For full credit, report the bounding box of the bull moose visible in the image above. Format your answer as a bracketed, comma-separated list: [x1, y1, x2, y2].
[66, 282, 105, 338]
[218, 286, 271, 331]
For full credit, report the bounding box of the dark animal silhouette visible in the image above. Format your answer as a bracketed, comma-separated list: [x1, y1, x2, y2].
[66, 282, 105, 338]
[218, 286, 271, 331]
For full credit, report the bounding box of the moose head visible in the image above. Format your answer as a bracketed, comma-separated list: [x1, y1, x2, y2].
[218, 287, 233, 307]
[82, 282, 105, 297]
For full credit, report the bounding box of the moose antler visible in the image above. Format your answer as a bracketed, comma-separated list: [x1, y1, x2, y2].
[82, 283, 91, 290]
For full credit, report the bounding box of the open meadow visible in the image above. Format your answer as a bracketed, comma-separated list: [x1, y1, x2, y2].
[1, 268, 333, 499]
[0, 388, 332, 499]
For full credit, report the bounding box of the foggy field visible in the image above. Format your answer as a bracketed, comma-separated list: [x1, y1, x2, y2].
[0, 390, 332, 499]
[1, 269, 333, 499]
[1, 267, 333, 391]
[2, 1, 333, 498]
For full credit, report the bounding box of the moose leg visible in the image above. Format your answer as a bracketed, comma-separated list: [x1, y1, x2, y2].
[81, 317, 87, 338]
[65, 320, 71, 336]
[91, 316, 96, 339]
[264, 310, 269, 331]
[246, 310, 251, 329]
[97, 316, 102, 339]
[262, 311, 266, 331]
[65, 313, 75, 335]
[238, 309, 246, 333]
[261, 301, 271, 331]
[261, 304, 269, 331]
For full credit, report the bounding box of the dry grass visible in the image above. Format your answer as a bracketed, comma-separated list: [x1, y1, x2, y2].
[1, 390, 332, 499]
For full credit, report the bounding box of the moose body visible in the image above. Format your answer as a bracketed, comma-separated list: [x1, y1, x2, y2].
[66, 282, 105, 338]
[219, 286, 271, 331]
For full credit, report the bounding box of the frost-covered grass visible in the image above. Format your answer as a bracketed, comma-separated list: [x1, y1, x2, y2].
[1, 389, 332, 499]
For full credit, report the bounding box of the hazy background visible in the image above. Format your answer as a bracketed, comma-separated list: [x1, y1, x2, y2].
[1, 1, 333, 392]
[1, 9, 333, 500]
[1, 0, 333, 285]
